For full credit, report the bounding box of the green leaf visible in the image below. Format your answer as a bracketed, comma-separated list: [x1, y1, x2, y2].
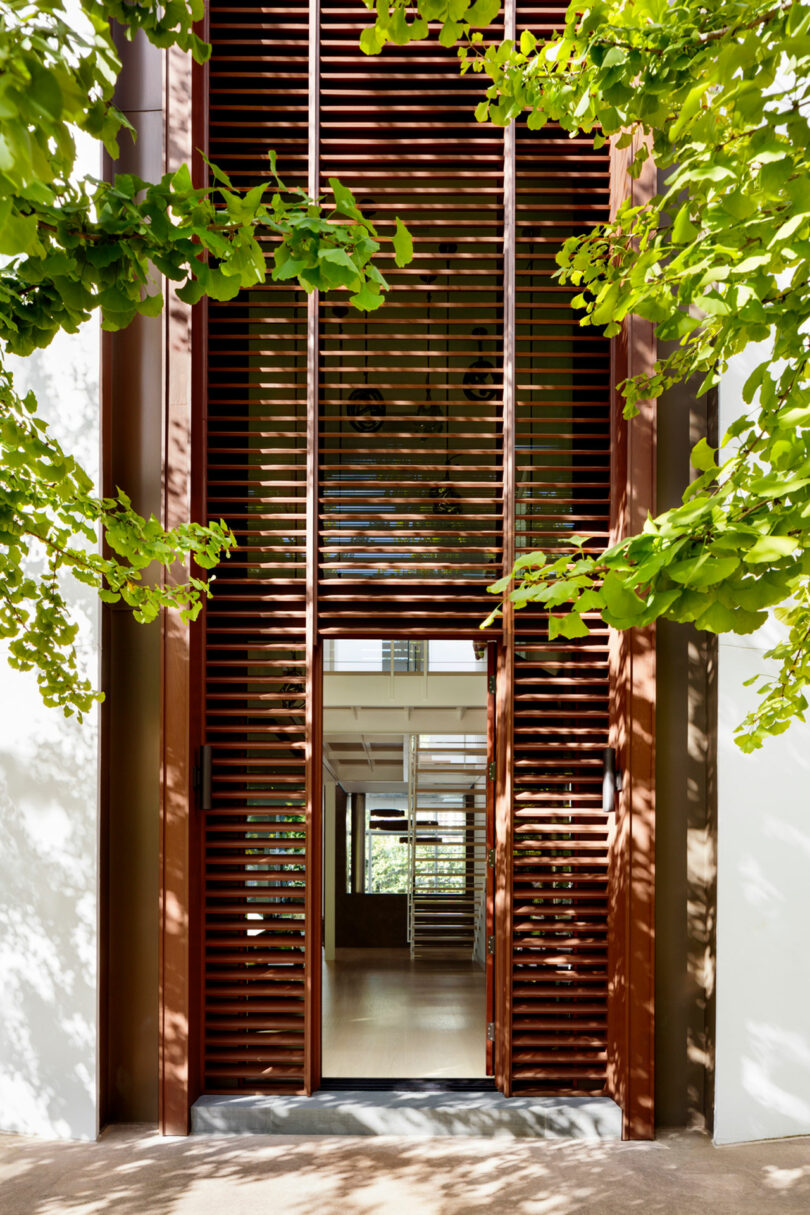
[318, 247, 361, 287]
[744, 535, 800, 564]
[770, 213, 808, 246]
[548, 612, 590, 639]
[173, 162, 194, 194]
[465, 0, 501, 27]
[694, 601, 760, 633]
[601, 572, 645, 621]
[0, 210, 38, 255]
[138, 291, 164, 317]
[201, 153, 233, 188]
[176, 278, 207, 306]
[29, 65, 63, 122]
[319, 247, 360, 273]
[439, 20, 465, 48]
[669, 81, 710, 140]
[360, 25, 387, 55]
[669, 553, 739, 588]
[392, 217, 413, 267]
[329, 176, 361, 219]
[690, 437, 717, 473]
[349, 280, 385, 311]
[671, 203, 699, 245]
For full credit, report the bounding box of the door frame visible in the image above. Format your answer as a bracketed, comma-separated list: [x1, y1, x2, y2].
[312, 634, 500, 1092]
[158, 44, 656, 1137]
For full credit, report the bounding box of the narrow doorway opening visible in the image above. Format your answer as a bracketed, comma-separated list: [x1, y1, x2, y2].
[321, 638, 493, 1082]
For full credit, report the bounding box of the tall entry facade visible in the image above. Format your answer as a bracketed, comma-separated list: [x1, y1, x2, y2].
[160, 0, 656, 1139]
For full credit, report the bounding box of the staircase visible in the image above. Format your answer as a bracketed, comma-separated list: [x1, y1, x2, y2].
[408, 735, 487, 960]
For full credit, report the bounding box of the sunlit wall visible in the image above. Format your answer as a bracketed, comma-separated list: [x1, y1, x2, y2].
[0, 126, 100, 1137]
[715, 349, 810, 1145]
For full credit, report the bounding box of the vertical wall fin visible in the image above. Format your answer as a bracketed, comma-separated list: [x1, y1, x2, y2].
[304, 0, 322, 1095]
[607, 128, 657, 1140]
[161, 36, 197, 1135]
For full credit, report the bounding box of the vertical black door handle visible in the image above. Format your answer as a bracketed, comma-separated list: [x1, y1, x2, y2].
[602, 747, 616, 815]
[200, 744, 213, 812]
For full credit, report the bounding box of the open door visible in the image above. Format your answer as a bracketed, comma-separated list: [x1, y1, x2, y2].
[319, 638, 493, 1082]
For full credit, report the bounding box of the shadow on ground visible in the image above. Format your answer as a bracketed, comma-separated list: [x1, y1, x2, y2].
[2, 1126, 810, 1215]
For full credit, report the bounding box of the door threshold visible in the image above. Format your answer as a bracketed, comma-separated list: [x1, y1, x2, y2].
[191, 1092, 622, 1139]
[319, 1077, 497, 1093]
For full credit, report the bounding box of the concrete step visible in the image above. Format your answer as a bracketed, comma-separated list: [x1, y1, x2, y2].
[191, 1091, 622, 1139]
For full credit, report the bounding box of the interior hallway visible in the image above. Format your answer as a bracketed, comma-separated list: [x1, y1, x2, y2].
[322, 948, 487, 1078]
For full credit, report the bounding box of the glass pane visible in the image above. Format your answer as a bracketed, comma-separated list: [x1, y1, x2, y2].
[385, 639, 424, 672]
[325, 638, 384, 671]
[367, 834, 410, 893]
[365, 793, 410, 893]
[427, 640, 487, 672]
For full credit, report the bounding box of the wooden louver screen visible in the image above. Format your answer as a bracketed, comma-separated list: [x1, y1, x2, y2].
[202, 0, 612, 1097]
[317, 0, 505, 637]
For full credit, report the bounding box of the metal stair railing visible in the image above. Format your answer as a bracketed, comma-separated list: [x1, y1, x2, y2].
[408, 734, 487, 961]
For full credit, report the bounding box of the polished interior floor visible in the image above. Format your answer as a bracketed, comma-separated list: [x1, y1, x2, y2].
[322, 948, 487, 1078]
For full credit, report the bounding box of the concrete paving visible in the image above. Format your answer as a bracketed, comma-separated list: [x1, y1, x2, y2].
[2, 1124, 810, 1214]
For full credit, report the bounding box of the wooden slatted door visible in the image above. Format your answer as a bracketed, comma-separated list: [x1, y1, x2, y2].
[203, 0, 311, 1093]
[508, 12, 612, 1094]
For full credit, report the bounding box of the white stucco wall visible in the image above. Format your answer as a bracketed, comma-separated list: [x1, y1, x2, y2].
[0, 103, 100, 1141]
[714, 351, 810, 1145]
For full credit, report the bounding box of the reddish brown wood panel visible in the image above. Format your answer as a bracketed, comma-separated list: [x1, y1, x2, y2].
[161, 38, 204, 1135]
[606, 130, 657, 1140]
